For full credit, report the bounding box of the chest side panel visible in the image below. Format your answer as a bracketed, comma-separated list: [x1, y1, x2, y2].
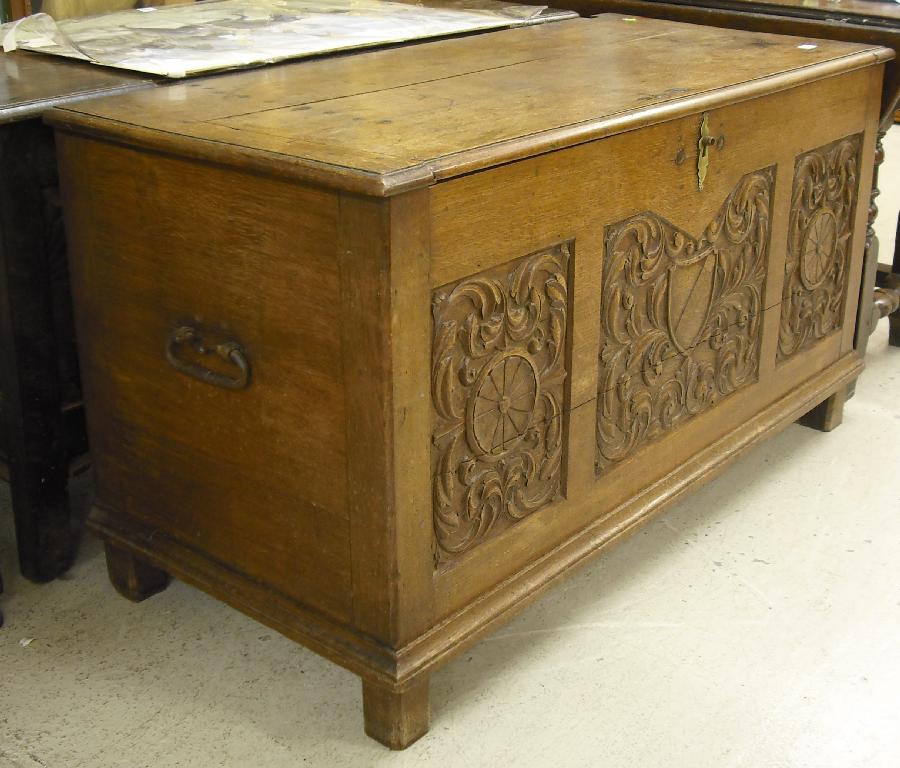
[56, 135, 353, 623]
[427, 67, 877, 617]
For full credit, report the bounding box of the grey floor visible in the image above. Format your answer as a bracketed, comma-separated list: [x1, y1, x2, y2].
[2, 131, 899, 768]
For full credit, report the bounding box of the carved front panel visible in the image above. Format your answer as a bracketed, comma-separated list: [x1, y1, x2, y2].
[431, 244, 570, 564]
[596, 168, 775, 474]
[778, 135, 862, 362]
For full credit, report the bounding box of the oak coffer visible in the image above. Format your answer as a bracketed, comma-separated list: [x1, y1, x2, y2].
[48, 15, 891, 749]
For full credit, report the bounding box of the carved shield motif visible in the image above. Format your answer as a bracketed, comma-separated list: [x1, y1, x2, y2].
[597, 168, 775, 474]
[666, 250, 717, 354]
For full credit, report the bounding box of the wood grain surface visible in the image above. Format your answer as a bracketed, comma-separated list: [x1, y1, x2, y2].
[47, 16, 892, 195]
[55, 135, 354, 621]
[570, 3, 899, 128]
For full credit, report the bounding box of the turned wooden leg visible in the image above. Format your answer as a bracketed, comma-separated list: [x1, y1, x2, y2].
[104, 541, 169, 602]
[849, 230, 881, 399]
[362, 678, 430, 750]
[892, 212, 900, 348]
[798, 387, 846, 433]
[866, 132, 900, 349]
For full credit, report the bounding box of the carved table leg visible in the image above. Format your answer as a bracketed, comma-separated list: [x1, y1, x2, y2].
[104, 541, 169, 602]
[867, 132, 883, 259]
[891, 212, 900, 347]
[799, 386, 846, 433]
[870, 132, 900, 348]
[850, 226, 881, 399]
[856, 131, 882, 371]
[362, 677, 430, 750]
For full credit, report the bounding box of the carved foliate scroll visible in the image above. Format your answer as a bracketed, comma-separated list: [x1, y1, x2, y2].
[596, 168, 774, 473]
[778, 135, 862, 361]
[431, 244, 570, 564]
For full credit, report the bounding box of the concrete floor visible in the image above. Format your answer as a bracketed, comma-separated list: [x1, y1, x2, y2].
[2, 132, 899, 768]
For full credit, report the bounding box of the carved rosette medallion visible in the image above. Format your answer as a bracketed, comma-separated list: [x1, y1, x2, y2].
[431, 244, 570, 564]
[596, 168, 775, 473]
[778, 135, 862, 361]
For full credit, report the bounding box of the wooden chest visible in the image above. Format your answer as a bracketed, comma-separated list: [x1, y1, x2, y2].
[48, 16, 891, 748]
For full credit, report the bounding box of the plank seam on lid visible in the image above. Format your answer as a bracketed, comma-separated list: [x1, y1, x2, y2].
[211, 54, 557, 123]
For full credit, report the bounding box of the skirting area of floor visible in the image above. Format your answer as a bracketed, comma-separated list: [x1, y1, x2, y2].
[2, 131, 899, 768]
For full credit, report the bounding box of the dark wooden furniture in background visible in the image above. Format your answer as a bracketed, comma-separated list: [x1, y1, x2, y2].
[0, 6, 572, 588]
[0, 52, 150, 582]
[49, 17, 889, 747]
[9, 0, 30, 19]
[543, 0, 900, 347]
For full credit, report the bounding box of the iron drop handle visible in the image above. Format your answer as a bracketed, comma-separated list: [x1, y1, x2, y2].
[165, 325, 250, 390]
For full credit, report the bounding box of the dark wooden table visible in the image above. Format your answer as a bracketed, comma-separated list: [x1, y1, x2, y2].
[530, 0, 900, 347]
[0, 52, 151, 583]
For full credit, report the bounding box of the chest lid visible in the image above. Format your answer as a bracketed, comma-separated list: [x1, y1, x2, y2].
[47, 15, 892, 195]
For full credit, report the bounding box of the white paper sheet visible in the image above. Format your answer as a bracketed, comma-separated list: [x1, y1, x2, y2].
[1, 0, 565, 78]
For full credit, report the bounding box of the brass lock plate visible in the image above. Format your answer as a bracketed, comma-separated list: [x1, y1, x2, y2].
[696, 114, 726, 190]
[698, 113, 712, 191]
